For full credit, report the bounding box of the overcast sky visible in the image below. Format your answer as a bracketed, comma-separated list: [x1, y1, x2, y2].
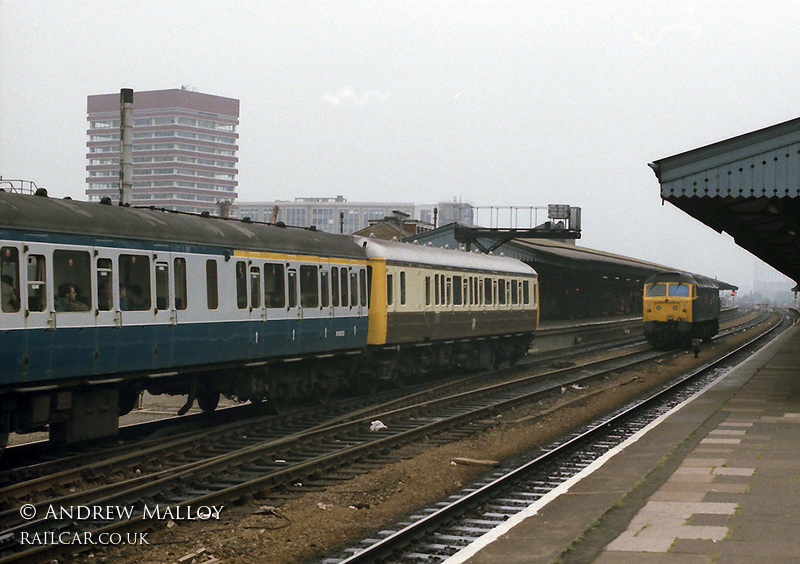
[1, 0, 796, 294]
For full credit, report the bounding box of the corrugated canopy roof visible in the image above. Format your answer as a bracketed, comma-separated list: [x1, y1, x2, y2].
[650, 117, 800, 289]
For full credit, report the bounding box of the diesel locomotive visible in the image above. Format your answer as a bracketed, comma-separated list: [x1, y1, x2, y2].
[0, 190, 538, 450]
[643, 271, 720, 348]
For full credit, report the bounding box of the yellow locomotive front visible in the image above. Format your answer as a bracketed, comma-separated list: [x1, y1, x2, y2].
[643, 273, 694, 347]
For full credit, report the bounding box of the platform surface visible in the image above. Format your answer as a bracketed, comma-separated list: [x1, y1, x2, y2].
[451, 318, 800, 563]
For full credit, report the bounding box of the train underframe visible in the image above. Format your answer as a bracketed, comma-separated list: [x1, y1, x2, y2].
[0, 332, 534, 453]
[643, 319, 719, 349]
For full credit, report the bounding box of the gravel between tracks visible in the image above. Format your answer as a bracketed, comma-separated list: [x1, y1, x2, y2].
[62, 323, 764, 564]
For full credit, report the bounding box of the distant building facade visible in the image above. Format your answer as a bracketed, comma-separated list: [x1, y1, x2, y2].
[234, 197, 474, 234]
[234, 196, 416, 234]
[86, 88, 239, 215]
[416, 200, 475, 227]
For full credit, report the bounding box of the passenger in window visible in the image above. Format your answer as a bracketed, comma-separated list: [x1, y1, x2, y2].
[1, 275, 19, 313]
[98, 281, 113, 310]
[55, 283, 89, 312]
[127, 284, 147, 310]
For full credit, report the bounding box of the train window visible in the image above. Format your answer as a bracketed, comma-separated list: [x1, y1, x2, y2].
[340, 267, 349, 307]
[645, 283, 666, 297]
[174, 258, 187, 310]
[54, 250, 92, 312]
[425, 276, 431, 306]
[523, 280, 530, 305]
[359, 269, 368, 307]
[464, 278, 469, 306]
[287, 269, 298, 308]
[434, 274, 440, 305]
[350, 270, 359, 307]
[236, 261, 248, 309]
[399, 271, 406, 306]
[440, 275, 446, 306]
[511, 280, 518, 305]
[469, 277, 475, 306]
[264, 263, 285, 308]
[300, 265, 319, 308]
[670, 283, 690, 297]
[117, 254, 150, 311]
[445, 277, 452, 306]
[155, 262, 170, 311]
[453, 275, 462, 306]
[331, 267, 340, 307]
[386, 274, 394, 305]
[477, 278, 483, 306]
[27, 255, 46, 312]
[484, 277, 493, 306]
[320, 270, 329, 307]
[498, 279, 506, 305]
[206, 259, 219, 310]
[1, 246, 20, 313]
[250, 266, 262, 309]
[96, 258, 113, 311]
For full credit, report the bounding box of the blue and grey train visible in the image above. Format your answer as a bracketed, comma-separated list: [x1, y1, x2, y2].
[0, 190, 538, 449]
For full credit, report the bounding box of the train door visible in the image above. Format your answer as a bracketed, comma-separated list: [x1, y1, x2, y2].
[48, 248, 96, 379]
[243, 260, 265, 358]
[330, 265, 349, 321]
[153, 257, 175, 367]
[298, 264, 321, 350]
[317, 266, 334, 349]
[117, 252, 156, 370]
[3, 245, 45, 380]
[320, 267, 333, 319]
[263, 261, 288, 356]
[286, 266, 300, 352]
[93, 255, 119, 374]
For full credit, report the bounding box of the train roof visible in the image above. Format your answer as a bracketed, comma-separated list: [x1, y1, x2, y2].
[356, 236, 537, 276]
[644, 270, 721, 289]
[0, 191, 366, 260]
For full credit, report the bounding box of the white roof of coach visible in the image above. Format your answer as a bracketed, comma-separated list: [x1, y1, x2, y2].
[355, 236, 536, 276]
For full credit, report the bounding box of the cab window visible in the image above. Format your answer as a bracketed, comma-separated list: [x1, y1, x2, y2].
[670, 283, 690, 297]
[645, 283, 667, 297]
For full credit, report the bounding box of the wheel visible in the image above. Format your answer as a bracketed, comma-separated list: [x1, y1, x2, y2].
[197, 391, 220, 413]
[118, 388, 139, 416]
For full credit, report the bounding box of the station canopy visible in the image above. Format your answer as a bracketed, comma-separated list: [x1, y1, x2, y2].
[649, 117, 800, 290]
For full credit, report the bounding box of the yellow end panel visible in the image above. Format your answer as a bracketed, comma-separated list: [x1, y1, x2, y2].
[643, 297, 692, 323]
[367, 259, 388, 345]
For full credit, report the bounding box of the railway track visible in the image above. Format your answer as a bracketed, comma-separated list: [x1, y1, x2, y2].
[0, 309, 769, 563]
[324, 309, 788, 563]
